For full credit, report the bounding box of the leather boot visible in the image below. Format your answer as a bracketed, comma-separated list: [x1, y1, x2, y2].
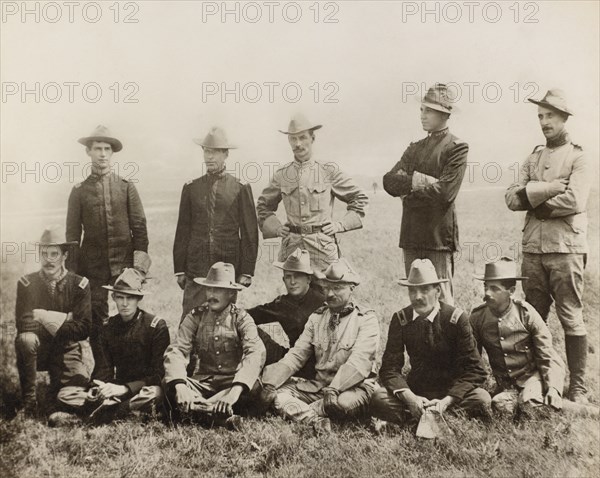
[15, 335, 38, 410]
[565, 335, 588, 403]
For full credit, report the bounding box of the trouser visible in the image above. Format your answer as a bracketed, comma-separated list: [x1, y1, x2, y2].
[370, 386, 491, 424]
[89, 275, 116, 372]
[521, 253, 586, 336]
[257, 327, 316, 380]
[279, 232, 339, 272]
[15, 331, 93, 408]
[402, 249, 454, 305]
[164, 374, 259, 421]
[273, 379, 376, 423]
[492, 379, 546, 414]
[181, 277, 208, 320]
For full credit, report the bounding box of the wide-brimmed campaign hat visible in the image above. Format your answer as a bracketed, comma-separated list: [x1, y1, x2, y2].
[102, 268, 149, 296]
[314, 258, 360, 285]
[474, 257, 528, 281]
[34, 225, 78, 247]
[528, 89, 573, 116]
[279, 113, 322, 135]
[398, 259, 448, 286]
[421, 83, 454, 115]
[193, 262, 243, 290]
[273, 248, 313, 274]
[78, 125, 123, 152]
[193, 127, 237, 149]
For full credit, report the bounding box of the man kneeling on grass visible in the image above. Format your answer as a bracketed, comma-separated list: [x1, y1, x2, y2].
[163, 262, 265, 430]
[84, 268, 170, 422]
[370, 259, 491, 432]
[470, 257, 599, 418]
[259, 259, 380, 433]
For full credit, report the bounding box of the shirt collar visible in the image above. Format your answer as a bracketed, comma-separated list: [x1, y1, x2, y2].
[412, 302, 440, 322]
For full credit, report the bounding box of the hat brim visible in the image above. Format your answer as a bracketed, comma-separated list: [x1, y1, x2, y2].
[421, 100, 453, 115]
[313, 271, 360, 285]
[193, 278, 244, 290]
[473, 274, 528, 281]
[397, 278, 449, 286]
[278, 125, 322, 135]
[78, 136, 123, 152]
[273, 261, 313, 275]
[528, 99, 572, 116]
[193, 139, 237, 149]
[102, 285, 148, 296]
[32, 241, 79, 247]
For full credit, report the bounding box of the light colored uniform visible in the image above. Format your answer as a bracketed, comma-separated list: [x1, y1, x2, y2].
[257, 158, 368, 271]
[262, 303, 380, 423]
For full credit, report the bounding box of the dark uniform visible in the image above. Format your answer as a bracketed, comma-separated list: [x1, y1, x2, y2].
[371, 302, 490, 423]
[15, 270, 92, 408]
[382, 129, 468, 304]
[66, 171, 149, 359]
[94, 309, 170, 407]
[246, 283, 325, 377]
[173, 171, 259, 316]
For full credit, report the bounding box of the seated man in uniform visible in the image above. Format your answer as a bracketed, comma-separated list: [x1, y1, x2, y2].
[163, 262, 265, 430]
[14, 225, 92, 425]
[470, 257, 598, 417]
[86, 268, 170, 421]
[247, 248, 325, 378]
[259, 259, 380, 433]
[371, 259, 491, 430]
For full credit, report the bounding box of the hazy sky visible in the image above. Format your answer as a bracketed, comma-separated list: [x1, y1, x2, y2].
[1, 0, 599, 220]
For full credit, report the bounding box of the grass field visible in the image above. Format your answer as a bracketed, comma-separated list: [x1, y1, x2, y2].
[1, 186, 599, 478]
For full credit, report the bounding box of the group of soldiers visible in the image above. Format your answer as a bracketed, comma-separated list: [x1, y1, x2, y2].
[14, 84, 597, 433]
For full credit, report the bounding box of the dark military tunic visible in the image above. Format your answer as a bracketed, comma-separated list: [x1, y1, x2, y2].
[379, 302, 487, 399]
[94, 309, 170, 396]
[66, 171, 148, 280]
[16, 271, 91, 344]
[382, 129, 468, 252]
[173, 172, 259, 278]
[247, 284, 325, 375]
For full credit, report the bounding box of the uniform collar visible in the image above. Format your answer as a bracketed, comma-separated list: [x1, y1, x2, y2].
[292, 158, 315, 169]
[412, 302, 440, 322]
[546, 130, 569, 149]
[207, 166, 226, 179]
[118, 308, 142, 325]
[328, 301, 355, 318]
[90, 166, 112, 179]
[428, 128, 449, 139]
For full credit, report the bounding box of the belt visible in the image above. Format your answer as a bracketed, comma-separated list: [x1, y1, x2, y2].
[287, 224, 324, 235]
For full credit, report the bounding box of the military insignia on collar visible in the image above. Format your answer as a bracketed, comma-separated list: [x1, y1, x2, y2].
[19, 276, 30, 287]
[79, 277, 89, 289]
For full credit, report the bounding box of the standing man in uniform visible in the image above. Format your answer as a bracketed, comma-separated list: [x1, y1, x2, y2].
[14, 226, 92, 424]
[256, 114, 369, 271]
[163, 262, 265, 429]
[247, 248, 325, 377]
[383, 84, 469, 305]
[89, 268, 170, 421]
[66, 125, 150, 365]
[259, 259, 380, 432]
[173, 127, 259, 318]
[505, 89, 592, 404]
[370, 259, 490, 429]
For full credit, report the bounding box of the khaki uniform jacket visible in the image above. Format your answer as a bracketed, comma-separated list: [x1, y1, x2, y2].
[262, 303, 380, 392]
[470, 299, 565, 394]
[164, 303, 265, 391]
[66, 171, 148, 279]
[256, 158, 368, 238]
[505, 139, 591, 253]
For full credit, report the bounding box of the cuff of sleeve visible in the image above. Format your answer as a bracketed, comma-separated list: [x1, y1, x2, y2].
[261, 215, 283, 239]
[525, 182, 551, 208]
[516, 187, 534, 210]
[175, 272, 185, 276]
[341, 210, 363, 232]
[133, 250, 152, 275]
